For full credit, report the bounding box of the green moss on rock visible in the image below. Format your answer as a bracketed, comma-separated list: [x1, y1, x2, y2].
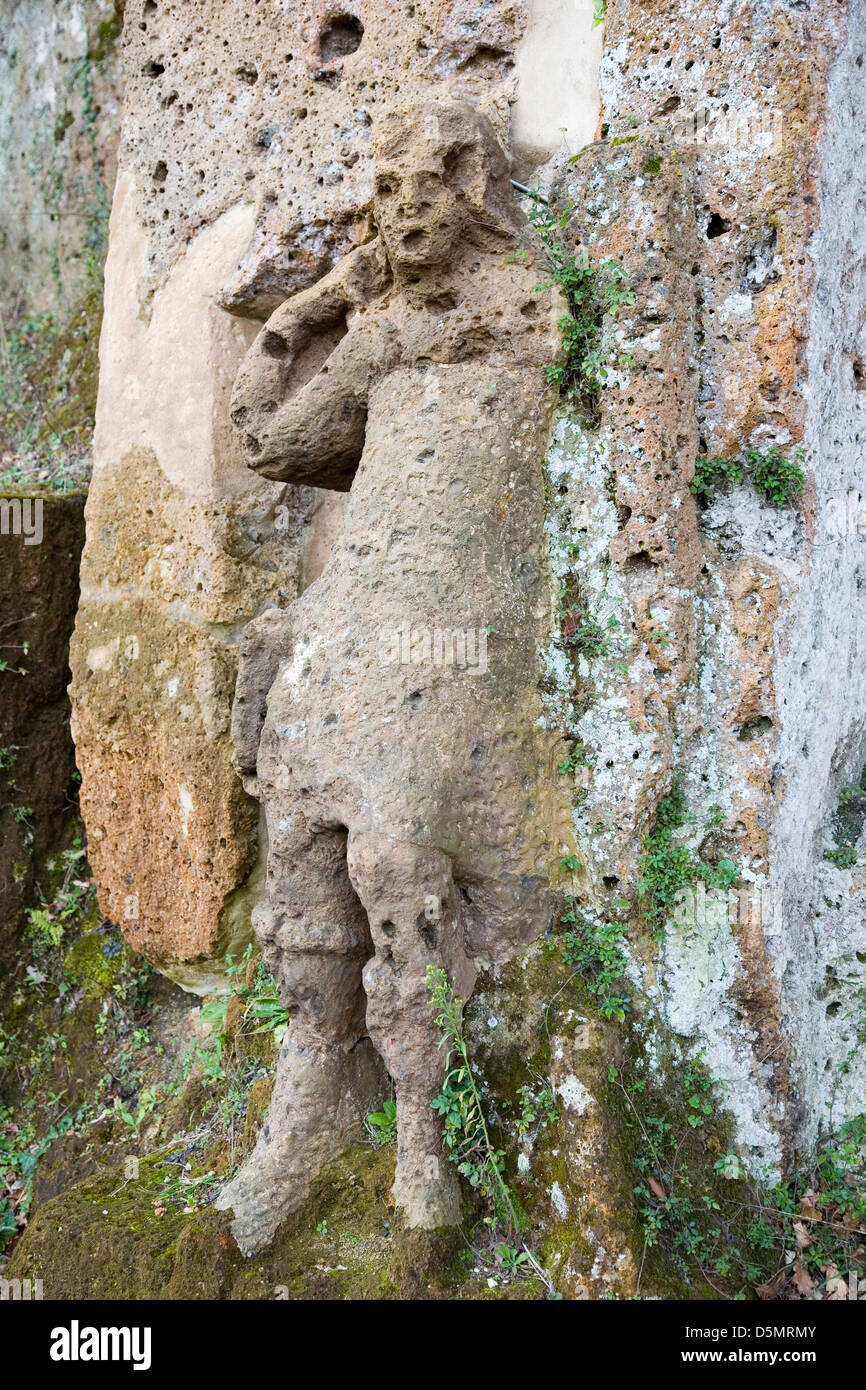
[63, 929, 124, 997]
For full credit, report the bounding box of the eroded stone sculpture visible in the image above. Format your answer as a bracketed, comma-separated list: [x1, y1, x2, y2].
[216, 101, 566, 1254]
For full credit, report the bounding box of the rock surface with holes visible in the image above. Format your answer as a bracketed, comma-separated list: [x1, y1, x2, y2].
[55, 0, 866, 1299]
[69, 0, 533, 984]
[538, 0, 866, 1190]
[215, 102, 569, 1251]
[116, 0, 528, 315]
[0, 0, 121, 321]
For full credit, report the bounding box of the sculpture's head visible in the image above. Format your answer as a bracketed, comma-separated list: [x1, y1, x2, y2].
[372, 101, 521, 278]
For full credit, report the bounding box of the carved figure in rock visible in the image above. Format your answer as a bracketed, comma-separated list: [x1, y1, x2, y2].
[216, 102, 566, 1254]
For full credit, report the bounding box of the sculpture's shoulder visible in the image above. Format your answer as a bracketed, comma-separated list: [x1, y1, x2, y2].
[482, 241, 567, 367]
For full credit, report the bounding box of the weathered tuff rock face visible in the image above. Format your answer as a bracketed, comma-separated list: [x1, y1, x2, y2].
[216, 102, 568, 1251]
[0, 0, 121, 321]
[114, 0, 529, 317]
[63, 0, 866, 1299]
[0, 2, 121, 464]
[535, 0, 865, 1220]
[68, 183, 300, 987]
[69, 0, 544, 984]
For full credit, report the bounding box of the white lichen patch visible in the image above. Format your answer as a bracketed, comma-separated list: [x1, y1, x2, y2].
[550, 1180, 570, 1219]
[556, 1073, 594, 1116]
[652, 894, 782, 1174]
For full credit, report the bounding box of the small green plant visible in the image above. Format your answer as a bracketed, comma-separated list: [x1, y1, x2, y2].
[201, 947, 290, 1049]
[199, 994, 231, 1035]
[691, 456, 745, 503]
[683, 1053, 716, 1129]
[0, 747, 19, 775]
[0, 616, 31, 677]
[493, 1241, 531, 1275]
[558, 587, 624, 662]
[116, 1086, 159, 1138]
[524, 195, 634, 422]
[194, 948, 289, 1103]
[827, 844, 857, 869]
[610, 1047, 866, 1297]
[691, 444, 804, 508]
[515, 1084, 558, 1139]
[756, 1114, 866, 1294]
[25, 846, 95, 953]
[747, 444, 805, 507]
[241, 954, 290, 1043]
[592, 0, 607, 26]
[427, 967, 520, 1233]
[0, 1026, 16, 1068]
[561, 904, 631, 1021]
[426, 976, 560, 1294]
[609, 1060, 766, 1292]
[825, 763, 866, 868]
[245, 993, 290, 1042]
[0, 833, 184, 1254]
[25, 907, 65, 949]
[568, 614, 618, 657]
[638, 776, 738, 935]
[366, 1098, 398, 1146]
[714, 1151, 747, 1181]
[557, 740, 596, 776]
[0, 1105, 83, 1253]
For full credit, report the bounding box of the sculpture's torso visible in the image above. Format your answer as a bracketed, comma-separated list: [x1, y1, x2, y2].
[258, 359, 560, 950]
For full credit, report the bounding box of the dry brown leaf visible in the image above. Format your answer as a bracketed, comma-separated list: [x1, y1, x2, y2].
[756, 1268, 787, 1300]
[799, 1189, 820, 1221]
[792, 1261, 815, 1297]
[793, 1220, 812, 1251]
[648, 1175, 667, 1200]
[823, 1264, 848, 1299]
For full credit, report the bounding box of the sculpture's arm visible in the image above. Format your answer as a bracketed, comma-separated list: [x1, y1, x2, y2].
[231, 239, 390, 491]
[231, 607, 295, 791]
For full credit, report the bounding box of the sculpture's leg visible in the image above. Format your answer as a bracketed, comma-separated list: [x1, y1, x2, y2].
[217, 813, 385, 1256]
[346, 831, 477, 1230]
